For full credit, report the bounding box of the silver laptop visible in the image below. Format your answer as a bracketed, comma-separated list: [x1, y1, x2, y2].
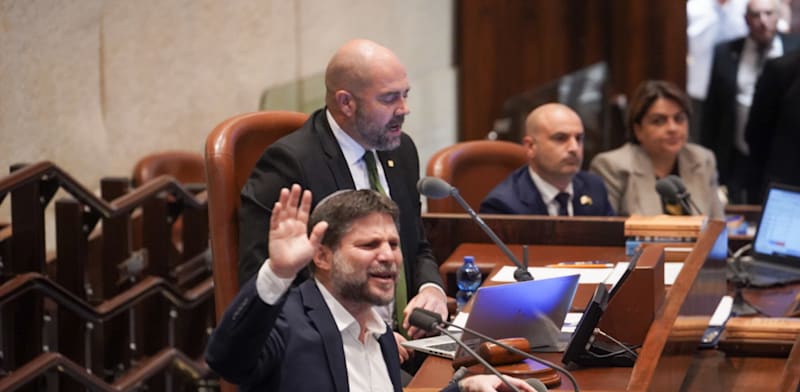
[740, 183, 800, 286]
[402, 274, 579, 359]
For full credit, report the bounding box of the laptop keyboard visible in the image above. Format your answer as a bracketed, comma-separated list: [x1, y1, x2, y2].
[743, 261, 800, 287]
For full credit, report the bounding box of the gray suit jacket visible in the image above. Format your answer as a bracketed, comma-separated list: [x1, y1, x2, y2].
[589, 143, 724, 219]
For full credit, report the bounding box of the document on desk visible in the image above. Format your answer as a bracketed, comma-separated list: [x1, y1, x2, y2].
[491, 265, 613, 283]
[492, 262, 684, 285]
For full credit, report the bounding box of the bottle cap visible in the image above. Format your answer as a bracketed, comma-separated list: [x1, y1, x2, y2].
[464, 255, 474, 263]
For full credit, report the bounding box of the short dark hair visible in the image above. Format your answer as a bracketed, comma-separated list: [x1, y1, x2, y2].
[309, 189, 400, 251]
[626, 80, 692, 144]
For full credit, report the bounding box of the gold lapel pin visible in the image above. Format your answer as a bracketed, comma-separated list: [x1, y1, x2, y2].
[580, 195, 593, 206]
[387, 160, 395, 168]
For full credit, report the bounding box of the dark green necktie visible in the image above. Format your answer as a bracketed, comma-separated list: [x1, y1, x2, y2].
[363, 151, 407, 328]
[362, 151, 386, 195]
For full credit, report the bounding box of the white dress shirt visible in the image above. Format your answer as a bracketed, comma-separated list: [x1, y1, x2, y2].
[735, 36, 784, 155]
[256, 261, 394, 392]
[324, 109, 444, 327]
[528, 168, 574, 216]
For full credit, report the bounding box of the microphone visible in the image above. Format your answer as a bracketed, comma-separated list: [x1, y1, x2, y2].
[665, 175, 703, 215]
[655, 177, 689, 215]
[417, 177, 533, 281]
[409, 308, 580, 392]
[409, 309, 524, 392]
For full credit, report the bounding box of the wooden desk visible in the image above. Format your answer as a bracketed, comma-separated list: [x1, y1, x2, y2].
[408, 243, 645, 391]
[410, 218, 800, 391]
[439, 243, 628, 308]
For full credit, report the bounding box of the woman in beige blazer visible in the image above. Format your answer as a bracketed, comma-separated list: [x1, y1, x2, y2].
[590, 80, 724, 219]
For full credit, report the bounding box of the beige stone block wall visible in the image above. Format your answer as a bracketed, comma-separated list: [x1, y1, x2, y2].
[0, 0, 456, 237]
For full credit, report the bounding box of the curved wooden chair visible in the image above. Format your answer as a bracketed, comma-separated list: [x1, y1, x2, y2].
[426, 140, 528, 213]
[132, 150, 206, 187]
[131, 150, 207, 254]
[204, 111, 308, 322]
[204, 111, 307, 392]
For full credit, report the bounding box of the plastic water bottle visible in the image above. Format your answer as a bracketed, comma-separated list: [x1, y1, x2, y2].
[456, 256, 482, 312]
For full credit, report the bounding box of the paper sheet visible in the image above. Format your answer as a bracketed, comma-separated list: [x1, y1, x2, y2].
[491, 263, 684, 285]
[490, 266, 613, 283]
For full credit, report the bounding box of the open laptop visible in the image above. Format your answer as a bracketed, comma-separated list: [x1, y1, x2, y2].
[401, 274, 579, 359]
[740, 183, 800, 286]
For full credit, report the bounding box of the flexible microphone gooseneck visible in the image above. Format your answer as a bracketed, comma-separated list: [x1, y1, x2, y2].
[664, 175, 703, 215]
[417, 177, 533, 281]
[410, 308, 580, 392]
[409, 309, 524, 392]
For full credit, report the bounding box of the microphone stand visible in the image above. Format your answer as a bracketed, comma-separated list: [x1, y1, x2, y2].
[676, 191, 703, 215]
[434, 326, 522, 392]
[448, 187, 534, 281]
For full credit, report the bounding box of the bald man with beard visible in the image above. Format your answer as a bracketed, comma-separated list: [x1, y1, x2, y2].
[237, 39, 447, 361]
[480, 103, 615, 216]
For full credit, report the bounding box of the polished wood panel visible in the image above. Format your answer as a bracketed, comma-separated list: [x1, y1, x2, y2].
[457, 0, 686, 151]
[423, 213, 626, 267]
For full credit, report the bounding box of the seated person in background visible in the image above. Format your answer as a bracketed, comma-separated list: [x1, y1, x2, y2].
[479, 103, 614, 216]
[590, 80, 724, 219]
[205, 185, 535, 392]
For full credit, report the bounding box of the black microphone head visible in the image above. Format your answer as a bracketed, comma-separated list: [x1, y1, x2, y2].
[417, 177, 454, 200]
[408, 308, 443, 332]
[655, 177, 680, 203]
[665, 175, 687, 193]
[525, 378, 549, 392]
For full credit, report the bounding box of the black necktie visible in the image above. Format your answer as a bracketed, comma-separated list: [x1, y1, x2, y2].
[555, 192, 570, 216]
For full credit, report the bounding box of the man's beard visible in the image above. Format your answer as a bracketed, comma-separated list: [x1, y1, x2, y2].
[354, 109, 402, 151]
[330, 253, 395, 306]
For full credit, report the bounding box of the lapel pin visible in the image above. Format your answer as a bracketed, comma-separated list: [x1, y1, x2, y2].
[580, 195, 593, 206]
[387, 160, 395, 168]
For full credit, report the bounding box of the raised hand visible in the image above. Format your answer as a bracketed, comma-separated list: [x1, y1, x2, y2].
[268, 184, 328, 279]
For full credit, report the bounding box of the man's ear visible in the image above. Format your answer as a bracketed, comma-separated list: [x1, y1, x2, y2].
[313, 246, 334, 273]
[335, 90, 356, 117]
[523, 135, 536, 160]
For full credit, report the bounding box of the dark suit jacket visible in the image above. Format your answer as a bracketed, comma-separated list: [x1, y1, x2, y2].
[745, 50, 800, 200]
[206, 278, 462, 392]
[238, 108, 442, 296]
[478, 167, 615, 216]
[701, 34, 800, 183]
[205, 278, 402, 391]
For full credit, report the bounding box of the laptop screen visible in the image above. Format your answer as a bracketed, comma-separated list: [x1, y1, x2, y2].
[753, 184, 800, 259]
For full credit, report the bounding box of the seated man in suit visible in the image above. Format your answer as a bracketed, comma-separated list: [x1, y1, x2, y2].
[480, 103, 614, 216]
[206, 185, 535, 392]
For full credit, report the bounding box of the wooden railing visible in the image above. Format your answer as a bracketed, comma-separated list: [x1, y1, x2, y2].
[0, 161, 216, 391]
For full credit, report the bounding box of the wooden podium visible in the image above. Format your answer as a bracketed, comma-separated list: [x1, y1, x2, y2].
[598, 245, 666, 346]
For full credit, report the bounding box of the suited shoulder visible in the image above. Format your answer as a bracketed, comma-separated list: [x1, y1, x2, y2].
[780, 33, 800, 52]
[713, 37, 745, 54]
[574, 170, 607, 187]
